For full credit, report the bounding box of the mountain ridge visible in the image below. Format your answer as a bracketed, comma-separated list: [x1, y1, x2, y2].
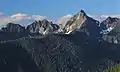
[0, 10, 119, 35]
[0, 10, 120, 43]
[1, 10, 120, 72]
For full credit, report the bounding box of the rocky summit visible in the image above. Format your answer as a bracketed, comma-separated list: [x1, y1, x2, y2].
[0, 10, 120, 72]
[100, 17, 120, 44]
[63, 10, 100, 39]
[0, 19, 60, 41]
[26, 19, 59, 35]
[0, 23, 26, 33]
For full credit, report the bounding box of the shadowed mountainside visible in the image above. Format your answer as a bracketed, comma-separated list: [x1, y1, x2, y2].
[0, 42, 40, 72]
[1, 33, 120, 72]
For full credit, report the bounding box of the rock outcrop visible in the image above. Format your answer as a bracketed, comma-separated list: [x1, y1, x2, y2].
[0, 23, 28, 41]
[0, 20, 60, 41]
[100, 17, 120, 34]
[26, 19, 59, 35]
[0, 23, 26, 33]
[63, 10, 100, 38]
[100, 17, 120, 44]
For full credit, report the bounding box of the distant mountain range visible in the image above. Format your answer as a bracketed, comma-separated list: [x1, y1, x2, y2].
[0, 10, 120, 72]
[0, 10, 120, 44]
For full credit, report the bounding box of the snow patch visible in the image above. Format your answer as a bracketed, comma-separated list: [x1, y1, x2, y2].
[100, 27, 114, 34]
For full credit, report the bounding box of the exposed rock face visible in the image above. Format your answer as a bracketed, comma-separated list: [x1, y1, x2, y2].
[0, 23, 28, 41]
[63, 10, 100, 38]
[100, 17, 120, 44]
[0, 10, 120, 44]
[63, 10, 87, 34]
[101, 17, 119, 29]
[0, 23, 25, 33]
[0, 20, 60, 41]
[26, 19, 59, 35]
[100, 17, 120, 34]
[0, 20, 60, 35]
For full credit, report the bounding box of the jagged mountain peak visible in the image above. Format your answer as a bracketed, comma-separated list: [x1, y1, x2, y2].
[107, 16, 112, 20]
[105, 16, 119, 23]
[100, 16, 120, 35]
[63, 10, 100, 37]
[73, 10, 88, 20]
[62, 10, 88, 34]
[100, 16, 120, 43]
[0, 23, 25, 33]
[4, 22, 20, 27]
[33, 19, 50, 24]
[75, 10, 87, 16]
[41, 19, 49, 23]
[26, 19, 59, 35]
[101, 16, 120, 29]
[79, 9, 87, 17]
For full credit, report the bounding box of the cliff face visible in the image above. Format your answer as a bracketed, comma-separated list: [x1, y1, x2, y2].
[63, 10, 100, 40]
[26, 19, 59, 35]
[63, 10, 87, 34]
[0, 23, 28, 41]
[0, 19, 60, 41]
[100, 17, 120, 44]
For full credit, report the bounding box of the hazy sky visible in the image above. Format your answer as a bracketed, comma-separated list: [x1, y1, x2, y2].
[0, 0, 119, 26]
[0, 0, 119, 18]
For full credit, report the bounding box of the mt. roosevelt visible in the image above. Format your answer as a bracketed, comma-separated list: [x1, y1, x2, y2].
[0, 10, 120, 72]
